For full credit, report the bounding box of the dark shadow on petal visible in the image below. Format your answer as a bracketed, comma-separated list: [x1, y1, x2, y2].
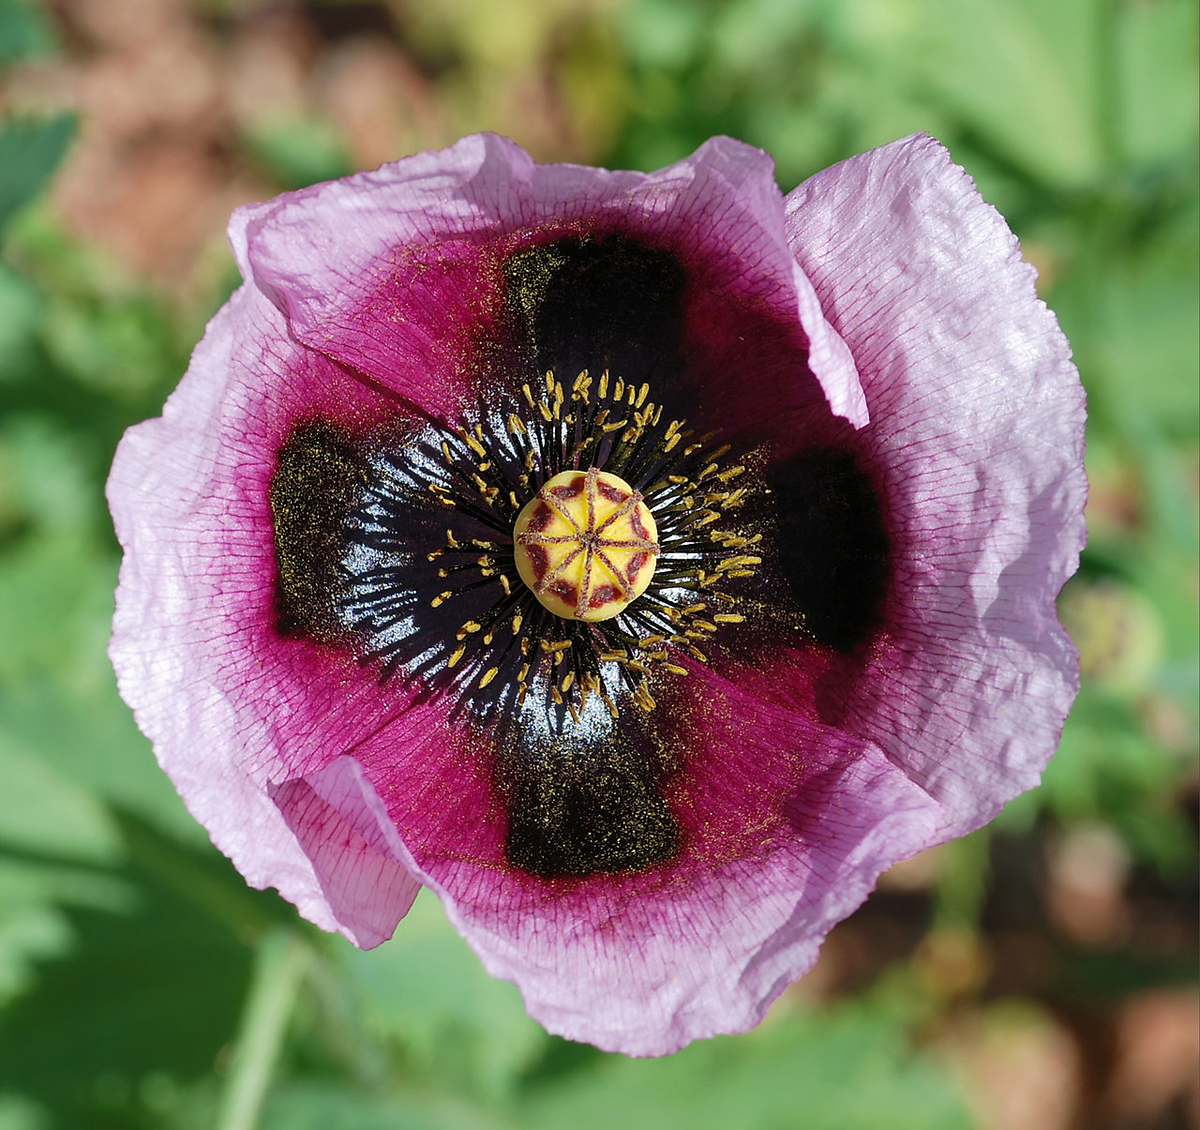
[780, 755, 855, 837]
[270, 419, 369, 641]
[767, 448, 890, 654]
[503, 235, 686, 385]
[495, 707, 682, 879]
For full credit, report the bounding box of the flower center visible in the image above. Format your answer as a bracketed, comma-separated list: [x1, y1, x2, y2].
[513, 468, 659, 622]
[326, 369, 761, 726]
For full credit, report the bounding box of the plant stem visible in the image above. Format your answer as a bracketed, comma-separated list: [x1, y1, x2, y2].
[216, 930, 308, 1130]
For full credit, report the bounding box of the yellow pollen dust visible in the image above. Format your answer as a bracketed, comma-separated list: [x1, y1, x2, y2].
[513, 467, 659, 621]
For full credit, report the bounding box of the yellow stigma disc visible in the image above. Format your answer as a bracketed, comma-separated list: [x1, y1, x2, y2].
[513, 467, 659, 621]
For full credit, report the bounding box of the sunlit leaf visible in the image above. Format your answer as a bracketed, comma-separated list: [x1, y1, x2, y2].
[521, 1004, 973, 1130]
[339, 891, 546, 1100]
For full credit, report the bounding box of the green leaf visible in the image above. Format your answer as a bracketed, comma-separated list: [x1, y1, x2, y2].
[0, 816, 268, 1129]
[821, 0, 1106, 188]
[0, 264, 41, 384]
[1040, 686, 1191, 842]
[0, 741, 122, 864]
[1115, 0, 1199, 168]
[1068, 207, 1200, 446]
[257, 1082, 503, 1130]
[39, 291, 184, 402]
[0, 0, 56, 65]
[242, 117, 353, 192]
[522, 1004, 973, 1130]
[0, 116, 76, 231]
[618, 0, 707, 68]
[339, 891, 546, 1100]
[0, 676, 206, 845]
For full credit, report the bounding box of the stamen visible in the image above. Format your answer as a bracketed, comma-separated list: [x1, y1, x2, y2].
[339, 366, 763, 727]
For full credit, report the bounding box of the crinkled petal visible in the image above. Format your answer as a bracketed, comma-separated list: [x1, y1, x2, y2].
[270, 756, 421, 948]
[237, 133, 866, 430]
[108, 282, 425, 943]
[783, 134, 1087, 836]
[314, 659, 941, 1055]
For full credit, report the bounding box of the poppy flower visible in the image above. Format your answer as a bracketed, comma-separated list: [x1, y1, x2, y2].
[108, 133, 1086, 1056]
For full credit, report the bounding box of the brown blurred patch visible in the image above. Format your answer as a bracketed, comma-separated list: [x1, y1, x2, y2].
[3, 0, 623, 292]
[315, 34, 443, 168]
[1102, 989, 1200, 1130]
[940, 1002, 1084, 1130]
[1045, 822, 1133, 947]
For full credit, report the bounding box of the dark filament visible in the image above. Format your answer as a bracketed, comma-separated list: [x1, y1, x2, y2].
[338, 369, 760, 730]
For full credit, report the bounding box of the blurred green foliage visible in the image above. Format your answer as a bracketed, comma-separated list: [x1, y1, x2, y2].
[0, 0, 54, 65]
[0, 0, 1196, 1127]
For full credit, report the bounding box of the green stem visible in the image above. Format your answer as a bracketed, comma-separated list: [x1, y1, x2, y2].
[216, 930, 309, 1130]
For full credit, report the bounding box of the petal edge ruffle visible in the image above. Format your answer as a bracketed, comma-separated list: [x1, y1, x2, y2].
[784, 133, 1087, 837]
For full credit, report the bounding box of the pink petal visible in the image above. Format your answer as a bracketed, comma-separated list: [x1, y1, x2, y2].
[236, 133, 866, 432]
[784, 134, 1087, 836]
[326, 660, 940, 1055]
[108, 282, 425, 941]
[271, 756, 421, 948]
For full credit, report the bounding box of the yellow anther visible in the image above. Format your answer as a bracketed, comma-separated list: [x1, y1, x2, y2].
[460, 430, 488, 458]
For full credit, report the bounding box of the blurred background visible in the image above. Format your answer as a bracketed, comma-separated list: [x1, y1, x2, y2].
[0, 0, 1196, 1127]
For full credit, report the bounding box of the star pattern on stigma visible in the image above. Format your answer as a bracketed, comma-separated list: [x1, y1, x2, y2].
[514, 467, 660, 622]
[333, 369, 761, 728]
